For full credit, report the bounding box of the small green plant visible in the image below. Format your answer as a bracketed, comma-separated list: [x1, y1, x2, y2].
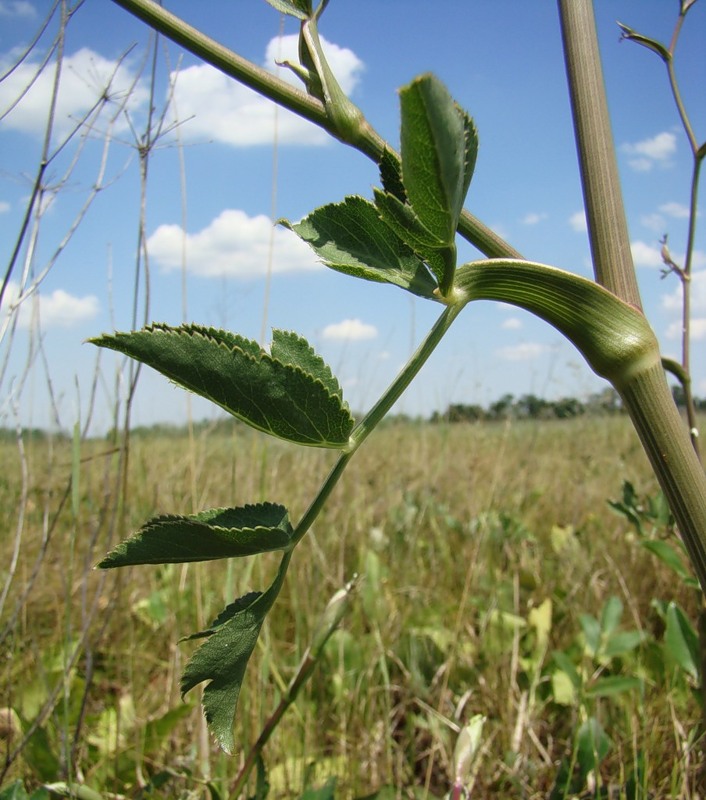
[611, 481, 702, 687]
[64, 0, 706, 794]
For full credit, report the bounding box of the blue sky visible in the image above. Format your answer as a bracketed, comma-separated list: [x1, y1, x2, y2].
[0, 0, 704, 434]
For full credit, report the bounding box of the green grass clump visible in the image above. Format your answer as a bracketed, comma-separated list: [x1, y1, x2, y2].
[0, 416, 702, 798]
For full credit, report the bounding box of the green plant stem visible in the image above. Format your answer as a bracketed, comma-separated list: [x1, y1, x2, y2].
[682, 156, 703, 355]
[348, 301, 465, 448]
[619, 362, 706, 588]
[681, 156, 704, 451]
[109, 0, 522, 261]
[111, 0, 328, 136]
[291, 300, 464, 548]
[558, 0, 706, 593]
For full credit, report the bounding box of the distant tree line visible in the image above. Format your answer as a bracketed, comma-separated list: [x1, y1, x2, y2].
[429, 386, 706, 423]
[2, 386, 703, 440]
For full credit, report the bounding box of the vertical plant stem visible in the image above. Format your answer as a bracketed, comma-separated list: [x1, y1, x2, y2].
[620, 364, 706, 589]
[681, 156, 703, 451]
[558, 0, 706, 585]
[557, 0, 642, 308]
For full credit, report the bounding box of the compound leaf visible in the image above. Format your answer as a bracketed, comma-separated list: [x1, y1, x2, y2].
[98, 503, 293, 568]
[281, 196, 438, 299]
[90, 324, 353, 448]
[181, 558, 288, 753]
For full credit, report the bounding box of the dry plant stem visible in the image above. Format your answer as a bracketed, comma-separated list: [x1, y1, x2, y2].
[229, 652, 317, 799]
[109, 0, 522, 261]
[559, 0, 706, 593]
[666, 8, 703, 454]
[557, 0, 641, 309]
[0, 1, 67, 312]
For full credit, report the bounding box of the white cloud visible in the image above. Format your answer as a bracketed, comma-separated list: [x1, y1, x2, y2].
[660, 202, 691, 218]
[322, 318, 377, 341]
[641, 203, 694, 232]
[495, 342, 547, 362]
[640, 213, 665, 233]
[147, 209, 320, 278]
[621, 132, 676, 172]
[569, 211, 587, 232]
[663, 270, 706, 314]
[631, 240, 663, 268]
[634, 239, 706, 272]
[692, 251, 706, 270]
[1, 281, 99, 329]
[666, 318, 706, 341]
[501, 317, 522, 330]
[168, 34, 364, 147]
[0, 1, 36, 17]
[0, 200, 9, 213]
[0, 47, 148, 138]
[521, 212, 547, 226]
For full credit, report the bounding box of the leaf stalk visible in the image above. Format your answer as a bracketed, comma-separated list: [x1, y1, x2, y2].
[292, 301, 465, 547]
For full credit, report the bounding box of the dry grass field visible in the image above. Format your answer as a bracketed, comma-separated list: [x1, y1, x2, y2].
[0, 415, 703, 798]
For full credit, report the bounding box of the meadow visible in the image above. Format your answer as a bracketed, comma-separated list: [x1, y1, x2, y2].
[0, 414, 702, 798]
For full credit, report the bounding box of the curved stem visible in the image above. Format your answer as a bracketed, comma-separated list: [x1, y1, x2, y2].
[110, 0, 329, 131]
[109, 0, 521, 260]
[667, 14, 699, 155]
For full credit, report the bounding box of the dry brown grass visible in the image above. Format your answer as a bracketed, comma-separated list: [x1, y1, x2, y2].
[0, 415, 702, 798]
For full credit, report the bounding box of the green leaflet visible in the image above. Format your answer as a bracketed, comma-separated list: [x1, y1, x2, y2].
[576, 718, 612, 774]
[398, 74, 478, 293]
[271, 329, 342, 400]
[378, 148, 407, 204]
[583, 675, 642, 699]
[97, 503, 293, 568]
[664, 601, 699, 680]
[181, 557, 289, 754]
[0, 782, 50, 800]
[263, 0, 311, 20]
[90, 324, 353, 448]
[373, 188, 448, 286]
[281, 196, 439, 299]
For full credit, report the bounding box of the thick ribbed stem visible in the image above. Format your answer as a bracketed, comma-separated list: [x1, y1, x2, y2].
[558, 0, 642, 308]
[620, 363, 706, 590]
